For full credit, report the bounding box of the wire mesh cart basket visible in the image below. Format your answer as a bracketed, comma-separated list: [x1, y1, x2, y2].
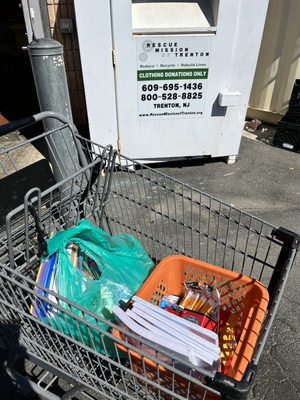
[0, 112, 299, 400]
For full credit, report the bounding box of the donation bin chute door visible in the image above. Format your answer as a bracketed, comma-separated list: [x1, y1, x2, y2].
[110, 0, 218, 160]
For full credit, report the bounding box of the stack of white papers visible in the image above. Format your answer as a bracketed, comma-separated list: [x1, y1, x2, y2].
[112, 296, 220, 372]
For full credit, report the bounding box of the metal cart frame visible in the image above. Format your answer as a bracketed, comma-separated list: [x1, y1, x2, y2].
[0, 112, 298, 400]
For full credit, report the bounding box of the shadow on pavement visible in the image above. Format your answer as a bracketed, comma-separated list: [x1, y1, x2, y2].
[0, 321, 40, 399]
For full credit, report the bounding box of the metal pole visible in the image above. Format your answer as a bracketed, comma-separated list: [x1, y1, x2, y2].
[27, 38, 80, 182]
[39, 0, 51, 39]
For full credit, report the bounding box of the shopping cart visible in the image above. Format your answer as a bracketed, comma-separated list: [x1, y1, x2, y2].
[0, 112, 298, 400]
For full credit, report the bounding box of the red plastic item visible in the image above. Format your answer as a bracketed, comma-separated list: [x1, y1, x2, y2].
[165, 306, 181, 317]
[181, 310, 217, 331]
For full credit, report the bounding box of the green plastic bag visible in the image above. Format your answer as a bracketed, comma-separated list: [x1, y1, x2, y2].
[45, 220, 154, 354]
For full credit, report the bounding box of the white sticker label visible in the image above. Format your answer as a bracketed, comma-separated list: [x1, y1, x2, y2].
[137, 36, 212, 119]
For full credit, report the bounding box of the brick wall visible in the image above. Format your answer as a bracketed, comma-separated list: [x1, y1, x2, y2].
[47, 0, 88, 130]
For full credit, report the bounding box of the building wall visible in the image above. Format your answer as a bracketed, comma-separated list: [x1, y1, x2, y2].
[47, 0, 88, 129]
[248, 0, 300, 124]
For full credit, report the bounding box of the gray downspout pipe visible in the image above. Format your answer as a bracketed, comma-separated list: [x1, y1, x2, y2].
[27, 38, 81, 182]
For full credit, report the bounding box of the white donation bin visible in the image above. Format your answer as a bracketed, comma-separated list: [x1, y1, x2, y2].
[74, 0, 268, 162]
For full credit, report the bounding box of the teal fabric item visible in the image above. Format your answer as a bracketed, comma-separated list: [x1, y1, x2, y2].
[44, 220, 154, 354]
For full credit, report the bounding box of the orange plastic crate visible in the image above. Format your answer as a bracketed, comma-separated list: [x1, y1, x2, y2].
[113, 255, 269, 397]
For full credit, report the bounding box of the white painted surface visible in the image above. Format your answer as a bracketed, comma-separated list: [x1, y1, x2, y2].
[21, 0, 44, 41]
[218, 92, 242, 107]
[76, 0, 268, 160]
[132, 1, 216, 34]
[74, 0, 117, 146]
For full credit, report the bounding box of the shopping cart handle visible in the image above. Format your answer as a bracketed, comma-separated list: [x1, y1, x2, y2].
[272, 226, 300, 249]
[0, 115, 35, 136]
